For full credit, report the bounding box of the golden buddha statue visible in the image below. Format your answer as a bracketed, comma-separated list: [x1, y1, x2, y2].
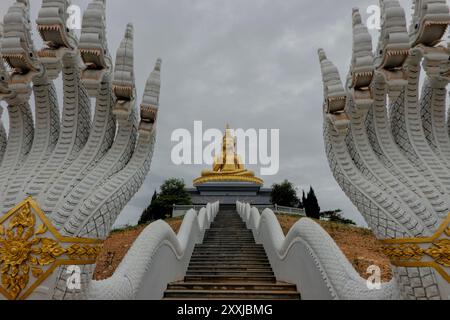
[193, 126, 264, 186]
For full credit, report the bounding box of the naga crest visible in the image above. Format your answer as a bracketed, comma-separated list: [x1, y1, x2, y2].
[0, 0, 161, 300]
[319, 0, 450, 300]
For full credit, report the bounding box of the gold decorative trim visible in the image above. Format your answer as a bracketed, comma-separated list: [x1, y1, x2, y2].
[381, 214, 450, 283]
[194, 175, 264, 186]
[0, 197, 103, 300]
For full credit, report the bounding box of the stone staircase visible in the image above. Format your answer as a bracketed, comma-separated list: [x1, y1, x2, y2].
[164, 209, 301, 300]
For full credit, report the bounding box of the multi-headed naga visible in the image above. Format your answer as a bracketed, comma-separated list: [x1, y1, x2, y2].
[0, 0, 161, 300]
[319, 0, 450, 299]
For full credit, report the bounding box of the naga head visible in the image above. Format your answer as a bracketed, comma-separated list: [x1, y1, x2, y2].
[1, 0, 41, 101]
[318, 48, 349, 133]
[373, 0, 409, 97]
[318, 49, 347, 115]
[0, 24, 12, 99]
[36, 0, 78, 79]
[112, 23, 136, 118]
[349, 9, 373, 88]
[79, 0, 112, 96]
[347, 8, 374, 108]
[139, 59, 161, 137]
[375, 0, 410, 71]
[36, 0, 78, 50]
[407, 0, 450, 84]
[409, 0, 450, 47]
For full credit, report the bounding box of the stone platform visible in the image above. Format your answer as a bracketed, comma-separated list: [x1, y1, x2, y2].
[187, 182, 272, 206]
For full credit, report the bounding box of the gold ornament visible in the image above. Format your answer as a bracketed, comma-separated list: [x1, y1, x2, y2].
[382, 244, 424, 261]
[382, 214, 450, 283]
[0, 197, 103, 300]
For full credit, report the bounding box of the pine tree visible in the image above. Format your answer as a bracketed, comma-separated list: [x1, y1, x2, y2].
[297, 198, 304, 209]
[302, 191, 308, 212]
[150, 190, 158, 204]
[139, 190, 159, 224]
[305, 187, 321, 219]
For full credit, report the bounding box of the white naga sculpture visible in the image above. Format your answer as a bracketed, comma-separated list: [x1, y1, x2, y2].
[0, 0, 171, 300]
[319, 0, 450, 299]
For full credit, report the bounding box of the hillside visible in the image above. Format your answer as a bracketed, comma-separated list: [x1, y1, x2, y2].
[94, 214, 392, 282]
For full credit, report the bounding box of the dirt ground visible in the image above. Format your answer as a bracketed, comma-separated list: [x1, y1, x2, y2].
[95, 215, 392, 282]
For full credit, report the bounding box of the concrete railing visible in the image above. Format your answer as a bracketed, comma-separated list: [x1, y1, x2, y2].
[274, 204, 306, 216]
[236, 201, 400, 300]
[172, 204, 206, 218]
[88, 202, 220, 300]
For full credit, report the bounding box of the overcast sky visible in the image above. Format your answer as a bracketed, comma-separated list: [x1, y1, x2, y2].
[0, 0, 420, 228]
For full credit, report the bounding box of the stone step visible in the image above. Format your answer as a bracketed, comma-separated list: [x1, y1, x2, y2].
[204, 233, 254, 236]
[208, 225, 248, 227]
[189, 255, 267, 261]
[191, 254, 268, 259]
[188, 267, 273, 273]
[195, 246, 263, 249]
[167, 282, 297, 292]
[205, 234, 252, 236]
[197, 243, 261, 246]
[203, 238, 255, 242]
[164, 290, 300, 300]
[193, 248, 265, 252]
[193, 252, 266, 257]
[163, 210, 301, 300]
[206, 231, 248, 234]
[184, 275, 277, 283]
[202, 240, 257, 244]
[188, 262, 272, 268]
[207, 229, 249, 231]
[205, 232, 253, 234]
[195, 246, 261, 250]
[189, 258, 270, 264]
[186, 271, 274, 277]
[192, 250, 266, 254]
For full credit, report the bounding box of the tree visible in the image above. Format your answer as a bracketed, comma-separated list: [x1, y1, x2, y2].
[301, 190, 307, 210]
[321, 209, 356, 225]
[139, 179, 192, 224]
[270, 180, 299, 207]
[139, 190, 158, 224]
[305, 186, 321, 219]
[297, 198, 304, 209]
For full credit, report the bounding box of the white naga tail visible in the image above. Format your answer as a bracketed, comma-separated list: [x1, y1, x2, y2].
[319, 1, 450, 300]
[0, 0, 165, 300]
[236, 202, 401, 300]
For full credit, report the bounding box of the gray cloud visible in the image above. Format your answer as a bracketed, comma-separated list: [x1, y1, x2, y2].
[0, 0, 416, 228]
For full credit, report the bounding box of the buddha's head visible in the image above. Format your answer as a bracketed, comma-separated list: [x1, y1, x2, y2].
[224, 126, 236, 155]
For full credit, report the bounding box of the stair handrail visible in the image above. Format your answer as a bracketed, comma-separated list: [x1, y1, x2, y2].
[88, 202, 220, 300]
[236, 201, 400, 300]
